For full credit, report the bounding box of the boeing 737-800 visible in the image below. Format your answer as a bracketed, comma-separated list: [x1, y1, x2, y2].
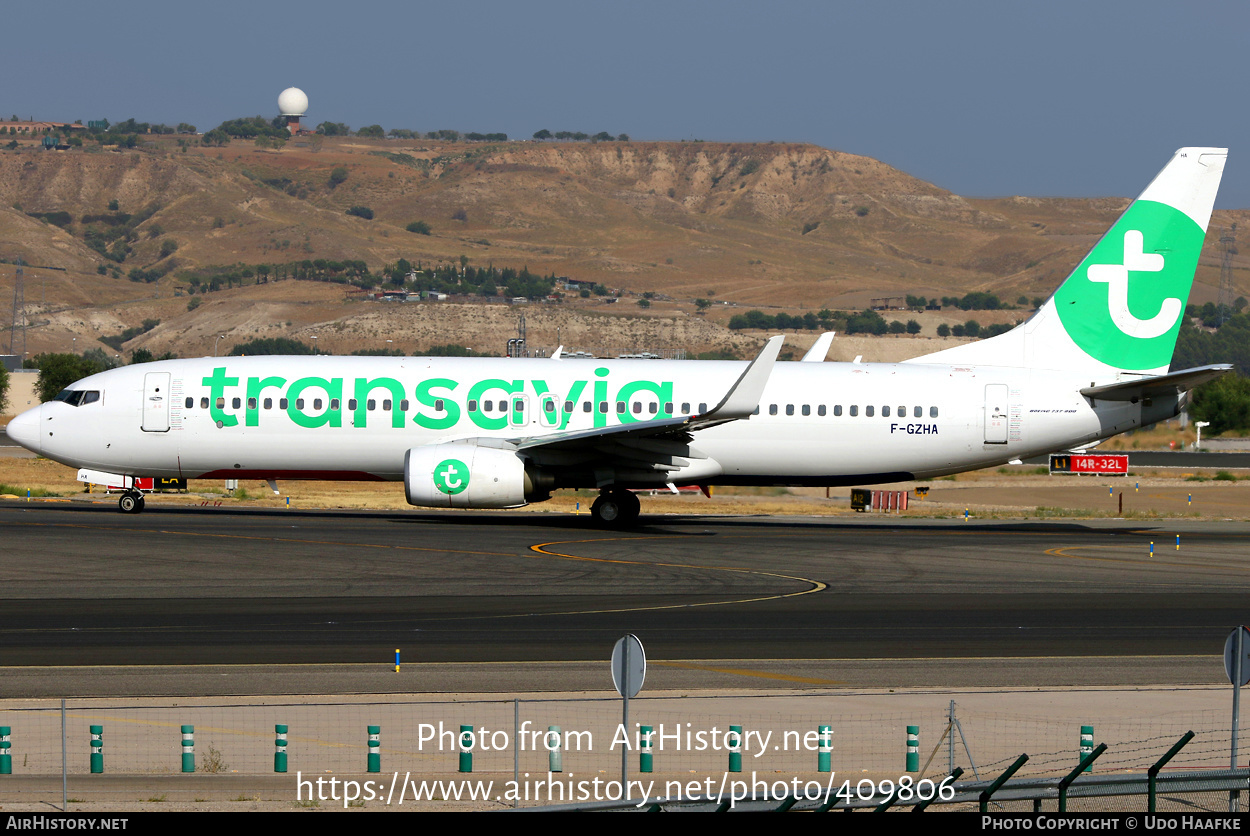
[4, 147, 1232, 526]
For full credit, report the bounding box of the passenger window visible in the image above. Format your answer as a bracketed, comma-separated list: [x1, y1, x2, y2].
[295, 399, 304, 409]
[930, 406, 939, 418]
[280, 398, 289, 409]
[201, 397, 209, 409]
[216, 398, 225, 409]
[432, 400, 441, 411]
[583, 401, 592, 413]
[850, 405, 858, 417]
[866, 405, 874, 417]
[664, 403, 673, 414]
[616, 402, 626, 414]
[248, 398, 257, 410]
[563, 400, 573, 412]
[649, 402, 657, 414]
[681, 403, 691, 414]
[769, 404, 778, 415]
[401, 400, 411, 412]
[785, 404, 794, 416]
[599, 402, 608, 414]
[232, 398, 241, 409]
[349, 399, 358, 410]
[331, 399, 340, 410]
[818, 405, 826, 417]
[883, 406, 891, 417]
[832, 405, 840, 416]
[313, 399, 323, 410]
[264, 398, 273, 409]
[468, 400, 478, 412]
[898, 406, 905, 417]
[383, 400, 392, 411]
[699, 402, 707, 413]
[483, 401, 492, 413]
[513, 399, 524, 413]
[368, 399, 376, 411]
[914, 406, 922, 418]
[632, 402, 642, 414]
[185, 397, 194, 409]
[545, 400, 556, 414]
[802, 405, 810, 416]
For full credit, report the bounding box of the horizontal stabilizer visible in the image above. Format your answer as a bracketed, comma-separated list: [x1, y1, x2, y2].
[1080, 364, 1233, 401]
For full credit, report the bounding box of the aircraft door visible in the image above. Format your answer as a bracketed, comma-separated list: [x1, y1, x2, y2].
[984, 384, 1008, 444]
[142, 372, 171, 433]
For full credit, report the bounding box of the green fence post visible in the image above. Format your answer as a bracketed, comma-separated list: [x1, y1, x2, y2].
[180, 725, 194, 773]
[548, 726, 562, 773]
[0, 726, 10, 775]
[818, 725, 832, 773]
[1059, 743, 1106, 812]
[1149, 731, 1194, 814]
[639, 725, 653, 774]
[906, 726, 919, 772]
[367, 726, 380, 773]
[459, 725, 473, 773]
[979, 754, 1029, 813]
[90, 725, 103, 774]
[1080, 725, 1094, 772]
[274, 725, 288, 774]
[728, 725, 742, 773]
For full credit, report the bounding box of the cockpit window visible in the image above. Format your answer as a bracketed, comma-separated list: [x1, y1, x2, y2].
[53, 389, 100, 407]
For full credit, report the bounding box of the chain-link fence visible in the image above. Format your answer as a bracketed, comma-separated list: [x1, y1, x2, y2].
[0, 694, 1245, 810]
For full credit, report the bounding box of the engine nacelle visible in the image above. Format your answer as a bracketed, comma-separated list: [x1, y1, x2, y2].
[405, 443, 529, 509]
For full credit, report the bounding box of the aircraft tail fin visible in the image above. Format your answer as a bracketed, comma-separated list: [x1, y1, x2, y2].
[906, 147, 1227, 376]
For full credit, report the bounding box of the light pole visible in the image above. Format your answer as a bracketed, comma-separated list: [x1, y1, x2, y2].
[312, 335, 318, 355]
[214, 335, 225, 356]
[1196, 421, 1211, 450]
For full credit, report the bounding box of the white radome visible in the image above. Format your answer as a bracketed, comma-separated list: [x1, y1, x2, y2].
[278, 87, 308, 116]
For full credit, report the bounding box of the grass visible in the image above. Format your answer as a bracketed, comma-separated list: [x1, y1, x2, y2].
[0, 484, 61, 497]
[198, 744, 228, 773]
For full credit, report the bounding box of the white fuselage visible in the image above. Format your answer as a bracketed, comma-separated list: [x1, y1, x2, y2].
[9, 355, 1158, 490]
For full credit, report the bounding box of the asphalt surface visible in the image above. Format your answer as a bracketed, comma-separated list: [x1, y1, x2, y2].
[1, 501, 1248, 694]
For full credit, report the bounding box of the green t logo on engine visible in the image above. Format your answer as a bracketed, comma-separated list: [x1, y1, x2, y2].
[433, 458, 470, 495]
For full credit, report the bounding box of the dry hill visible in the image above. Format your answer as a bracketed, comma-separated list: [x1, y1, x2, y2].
[0, 136, 1245, 360]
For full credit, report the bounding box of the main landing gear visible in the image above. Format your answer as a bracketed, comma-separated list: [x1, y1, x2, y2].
[590, 489, 640, 528]
[118, 491, 145, 514]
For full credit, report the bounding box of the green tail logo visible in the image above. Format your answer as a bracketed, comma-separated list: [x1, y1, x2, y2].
[1054, 200, 1204, 370]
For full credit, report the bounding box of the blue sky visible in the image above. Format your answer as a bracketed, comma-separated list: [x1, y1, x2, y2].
[11, 1, 1248, 206]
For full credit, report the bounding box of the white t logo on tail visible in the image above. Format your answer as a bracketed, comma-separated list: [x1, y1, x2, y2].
[1086, 229, 1182, 339]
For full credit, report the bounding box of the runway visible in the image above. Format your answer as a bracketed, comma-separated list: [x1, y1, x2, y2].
[2, 501, 1248, 694]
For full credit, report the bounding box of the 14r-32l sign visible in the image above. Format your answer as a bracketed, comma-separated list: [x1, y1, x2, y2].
[1049, 454, 1129, 475]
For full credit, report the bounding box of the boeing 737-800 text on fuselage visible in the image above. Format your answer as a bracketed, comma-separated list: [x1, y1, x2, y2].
[5, 148, 1232, 526]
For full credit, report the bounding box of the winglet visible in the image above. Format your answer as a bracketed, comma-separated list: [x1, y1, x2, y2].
[551, 345, 564, 360]
[801, 332, 835, 362]
[698, 335, 784, 422]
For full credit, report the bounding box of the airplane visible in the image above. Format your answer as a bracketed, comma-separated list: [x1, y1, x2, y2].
[4, 147, 1232, 527]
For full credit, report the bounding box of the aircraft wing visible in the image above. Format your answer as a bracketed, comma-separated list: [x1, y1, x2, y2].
[1080, 364, 1233, 402]
[499, 335, 784, 472]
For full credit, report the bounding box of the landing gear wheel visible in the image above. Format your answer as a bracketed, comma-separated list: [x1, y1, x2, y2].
[590, 489, 641, 528]
[118, 492, 143, 514]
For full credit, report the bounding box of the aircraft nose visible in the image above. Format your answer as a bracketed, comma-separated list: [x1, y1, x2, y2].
[5, 405, 41, 454]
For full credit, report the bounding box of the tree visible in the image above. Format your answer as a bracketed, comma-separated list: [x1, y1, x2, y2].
[31, 354, 107, 403]
[906, 319, 922, 335]
[357, 124, 385, 138]
[1190, 372, 1250, 434]
[937, 323, 951, 337]
[533, 129, 552, 140]
[328, 167, 348, 188]
[346, 206, 374, 220]
[406, 220, 432, 235]
[0, 364, 8, 413]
